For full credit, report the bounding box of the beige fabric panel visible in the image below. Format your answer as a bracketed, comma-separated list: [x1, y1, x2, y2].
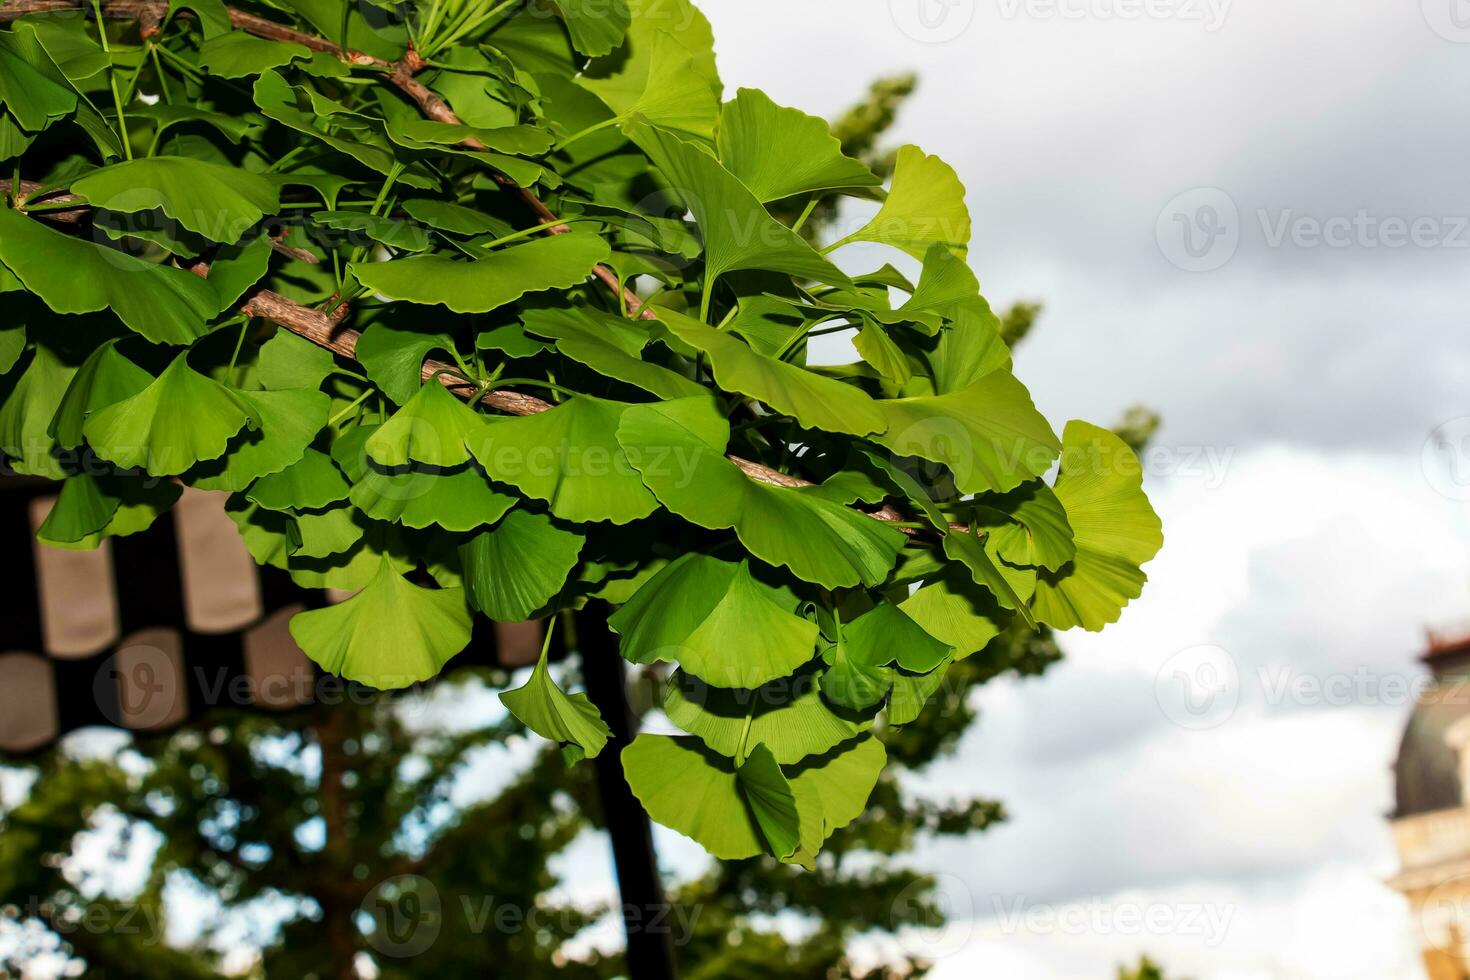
[113, 627, 189, 731]
[0, 652, 58, 752]
[29, 496, 119, 658]
[243, 604, 316, 710]
[174, 487, 261, 634]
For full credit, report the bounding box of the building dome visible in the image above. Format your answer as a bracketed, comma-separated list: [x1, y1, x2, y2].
[1395, 679, 1470, 818]
[1394, 632, 1470, 819]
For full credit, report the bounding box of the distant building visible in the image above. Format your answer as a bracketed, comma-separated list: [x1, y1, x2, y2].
[1390, 629, 1470, 980]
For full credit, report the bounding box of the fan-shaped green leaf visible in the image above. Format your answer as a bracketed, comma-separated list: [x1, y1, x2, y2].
[460, 508, 585, 621]
[549, 0, 631, 56]
[716, 88, 879, 204]
[786, 735, 885, 865]
[626, 122, 849, 297]
[522, 307, 704, 399]
[872, 370, 1059, 494]
[257, 329, 335, 391]
[899, 572, 1009, 660]
[197, 32, 310, 77]
[247, 448, 349, 510]
[622, 734, 765, 860]
[608, 553, 819, 689]
[470, 396, 658, 525]
[49, 341, 151, 449]
[1031, 421, 1164, 631]
[820, 604, 950, 712]
[500, 642, 611, 761]
[72, 157, 280, 242]
[311, 210, 431, 252]
[37, 473, 181, 549]
[367, 379, 485, 468]
[84, 354, 255, 476]
[0, 344, 72, 477]
[663, 666, 875, 765]
[978, 480, 1076, 571]
[826, 146, 971, 259]
[619, 397, 904, 588]
[0, 206, 218, 345]
[738, 743, 800, 860]
[353, 323, 455, 406]
[187, 387, 330, 491]
[334, 425, 516, 531]
[0, 40, 75, 132]
[656, 308, 887, 436]
[288, 556, 472, 689]
[350, 233, 611, 314]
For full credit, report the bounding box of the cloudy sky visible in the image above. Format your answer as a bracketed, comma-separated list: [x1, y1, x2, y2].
[695, 0, 1470, 976]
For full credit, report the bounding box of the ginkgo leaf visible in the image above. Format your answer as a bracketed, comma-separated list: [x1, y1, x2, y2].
[293, 503, 365, 558]
[976, 480, 1076, 571]
[84, 354, 255, 476]
[663, 666, 875, 766]
[608, 552, 819, 689]
[187, 388, 331, 492]
[872, 370, 1060, 495]
[257, 329, 336, 391]
[460, 508, 585, 621]
[353, 323, 455, 406]
[0, 41, 75, 132]
[311, 211, 431, 252]
[622, 734, 765, 860]
[0, 344, 72, 478]
[247, 448, 349, 510]
[197, 31, 310, 77]
[819, 632, 892, 713]
[50, 341, 152, 449]
[366, 379, 485, 468]
[625, 122, 849, 300]
[826, 146, 971, 259]
[738, 743, 801, 860]
[887, 662, 952, 727]
[350, 233, 611, 314]
[288, 556, 472, 689]
[942, 526, 1036, 626]
[469, 396, 658, 525]
[37, 473, 181, 549]
[206, 234, 273, 311]
[821, 604, 950, 712]
[521, 307, 704, 400]
[0, 206, 218, 345]
[1031, 421, 1164, 631]
[334, 425, 516, 532]
[603, 31, 718, 138]
[716, 88, 879, 204]
[786, 735, 885, 866]
[618, 397, 905, 589]
[655, 308, 887, 437]
[72, 157, 281, 241]
[581, 0, 720, 137]
[549, 0, 631, 55]
[899, 572, 1009, 660]
[500, 642, 611, 761]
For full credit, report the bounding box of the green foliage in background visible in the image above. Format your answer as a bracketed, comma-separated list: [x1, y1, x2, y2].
[0, 0, 1162, 866]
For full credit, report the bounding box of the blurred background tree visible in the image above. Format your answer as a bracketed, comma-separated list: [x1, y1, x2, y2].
[0, 74, 1162, 980]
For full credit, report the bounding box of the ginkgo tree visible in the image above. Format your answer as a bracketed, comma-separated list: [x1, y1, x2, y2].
[0, 0, 1163, 865]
